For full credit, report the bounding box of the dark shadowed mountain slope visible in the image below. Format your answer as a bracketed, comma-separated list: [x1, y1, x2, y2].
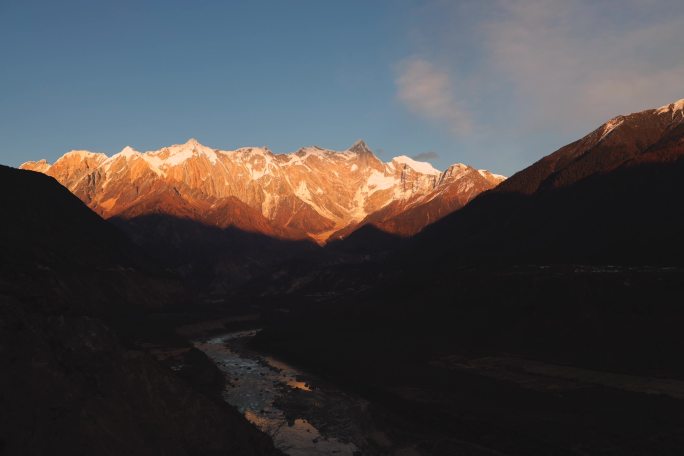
[0, 166, 280, 455]
[109, 213, 324, 297]
[263, 99, 684, 300]
[253, 100, 684, 455]
[257, 98, 684, 374]
[0, 165, 182, 315]
[412, 98, 684, 266]
[1, 164, 141, 268]
[497, 99, 684, 195]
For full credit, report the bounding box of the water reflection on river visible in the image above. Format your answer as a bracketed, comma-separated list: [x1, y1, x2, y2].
[194, 330, 359, 456]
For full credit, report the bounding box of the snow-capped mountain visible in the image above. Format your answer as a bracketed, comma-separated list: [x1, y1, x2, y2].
[21, 139, 504, 243]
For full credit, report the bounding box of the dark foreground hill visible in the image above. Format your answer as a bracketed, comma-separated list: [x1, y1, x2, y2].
[254, 100, 684, 454]
[0, 166, 280, 455]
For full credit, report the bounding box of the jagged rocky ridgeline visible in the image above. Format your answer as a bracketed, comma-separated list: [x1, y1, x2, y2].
[21, 140, 504, 243]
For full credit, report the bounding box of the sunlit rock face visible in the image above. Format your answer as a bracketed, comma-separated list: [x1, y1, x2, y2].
[495, 98, 684, 196]
[21, 139, 504, 243]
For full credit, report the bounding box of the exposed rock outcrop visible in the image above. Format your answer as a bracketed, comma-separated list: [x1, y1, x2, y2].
[21, 140, 504, 243]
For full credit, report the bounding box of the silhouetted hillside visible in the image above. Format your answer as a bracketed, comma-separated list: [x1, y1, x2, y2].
[1, 165, 140, 269]
[254, 101, 684, 455]
[0, 166, 280, 456]
[111, 213, 323, 297]
[413, 102, 684, 267]
[326, 223, 404, 254]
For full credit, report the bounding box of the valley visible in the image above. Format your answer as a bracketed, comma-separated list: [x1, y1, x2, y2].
[4, 97, 684, 455]
[5, 3, 684, 455]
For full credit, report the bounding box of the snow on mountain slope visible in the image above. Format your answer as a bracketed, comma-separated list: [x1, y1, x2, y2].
[21, 139, 505, 243]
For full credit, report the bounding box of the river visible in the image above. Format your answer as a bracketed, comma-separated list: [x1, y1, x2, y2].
[194, 330, 375, 455]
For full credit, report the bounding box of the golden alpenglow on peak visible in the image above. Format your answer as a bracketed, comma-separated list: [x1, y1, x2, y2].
[21, 140, 505, 243]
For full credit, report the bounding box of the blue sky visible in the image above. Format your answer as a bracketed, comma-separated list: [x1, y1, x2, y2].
[1, 0, 683, 175]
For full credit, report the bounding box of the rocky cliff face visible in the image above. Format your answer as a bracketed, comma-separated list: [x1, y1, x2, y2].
[332, 163, 504, 239]
[21, 140, 504, 242]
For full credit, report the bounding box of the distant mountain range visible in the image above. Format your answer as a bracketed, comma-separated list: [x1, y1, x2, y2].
[21, 140, 504, 243]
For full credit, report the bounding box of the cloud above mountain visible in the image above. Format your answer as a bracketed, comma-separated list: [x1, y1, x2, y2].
[397, 0, 684, 136]
[395, 57, 472, 136]
[412, 151, 439, 161]
[484, 0, 684, 130]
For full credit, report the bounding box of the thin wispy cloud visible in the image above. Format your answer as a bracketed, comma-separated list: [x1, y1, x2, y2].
[412, 151, 439, 161]
[397, 0, 684, 153]
[484, 0, 684, 131]
[395, 57, 472, 136]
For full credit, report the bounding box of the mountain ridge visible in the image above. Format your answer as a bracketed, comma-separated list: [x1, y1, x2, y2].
[396, 96, 684, 269]
[21, 140, 505, 243]
[496, 97, 684, 196]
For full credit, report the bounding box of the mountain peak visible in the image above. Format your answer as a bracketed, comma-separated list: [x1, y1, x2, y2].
[656, 98, 684, 117]
[120, 146, 138, 156]
[21, 139, 504, 242]
[349, 139, 373, 155]
[392, 155, 441, 175]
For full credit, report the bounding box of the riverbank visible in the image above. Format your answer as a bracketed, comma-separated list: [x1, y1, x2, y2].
[251, 266, 684, 455]
[193, 329, 428, 456]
